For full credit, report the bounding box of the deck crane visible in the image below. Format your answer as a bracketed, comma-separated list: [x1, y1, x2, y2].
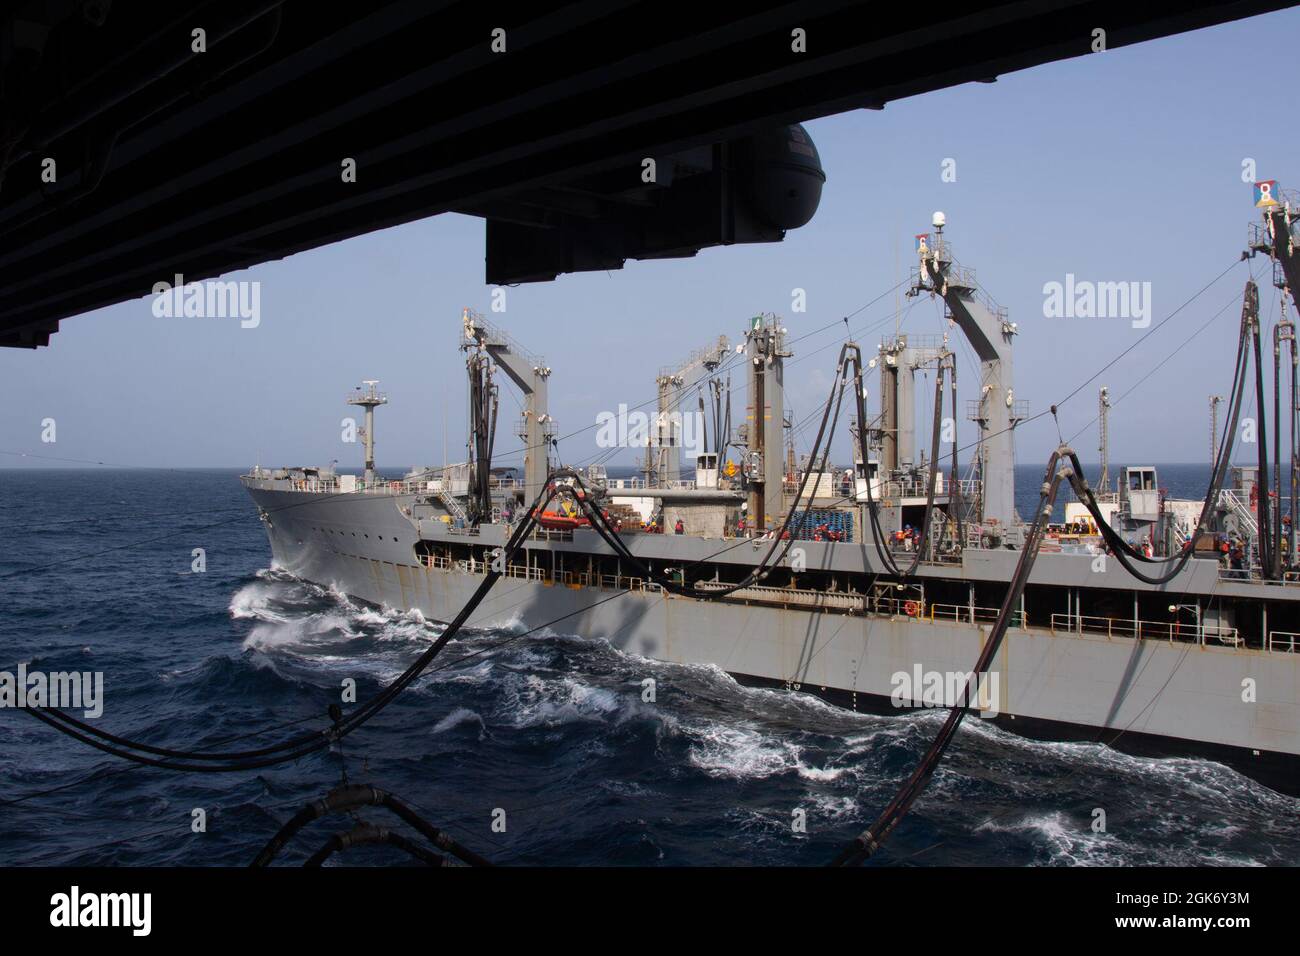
[909, 212, 1024, 541]
[462, 308, 553, 507]
[1248, 182, 1300, 567]
[647, 335, 730, 486]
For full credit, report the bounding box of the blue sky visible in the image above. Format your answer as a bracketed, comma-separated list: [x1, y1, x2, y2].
[3, 8, 1298, 471]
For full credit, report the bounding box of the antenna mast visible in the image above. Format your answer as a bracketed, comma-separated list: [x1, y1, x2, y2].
[1209, 394, 1223, 466]
[1097, 386, 1110, 495]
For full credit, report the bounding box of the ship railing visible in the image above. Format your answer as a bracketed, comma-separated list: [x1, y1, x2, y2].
[605, 478, 646, 491]
[604, 478, 699, 492]
[434, 556, 650, 595]
[882, 477, 937, 498]
[945, 264, 978, 292]
[1267, 631, 1300, 653]
[877, 475, 978, 499]
[869, 595, 925, 618]
[558, 571, 653, 593]
[505, 565, 544, 582]
[926, 602, 1002, 626]
[247, 473, 440, 496]
[260, 476, 342, 493]
[1049, 613, 1240, 647]
[1214, 567, 1300, 586]
[447, 556, 545, 581]
[587, 573, 663, 594]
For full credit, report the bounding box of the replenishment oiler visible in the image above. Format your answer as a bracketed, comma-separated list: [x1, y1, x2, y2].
[242, 193, 1300, 797]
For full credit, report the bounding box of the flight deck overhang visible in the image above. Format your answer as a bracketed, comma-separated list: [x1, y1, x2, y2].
[1, 0, 1288, 348]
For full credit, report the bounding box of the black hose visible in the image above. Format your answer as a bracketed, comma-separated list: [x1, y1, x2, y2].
[251, 783, 489, 868]
[304, 824, 446, 868]
[831, 448, 1068, 866]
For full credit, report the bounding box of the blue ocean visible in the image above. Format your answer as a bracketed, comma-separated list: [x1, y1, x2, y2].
[2, 465, 1297, 866]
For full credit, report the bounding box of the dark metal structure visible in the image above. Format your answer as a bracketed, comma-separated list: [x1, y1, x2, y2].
[1, 0, 1288, 347]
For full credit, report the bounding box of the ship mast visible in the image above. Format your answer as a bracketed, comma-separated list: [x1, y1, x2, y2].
[346, 380, 388, 487]
[743, 315, 788, 533]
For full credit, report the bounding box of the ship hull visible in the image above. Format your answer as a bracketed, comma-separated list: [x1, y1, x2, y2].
[244, 484, 1300, 796]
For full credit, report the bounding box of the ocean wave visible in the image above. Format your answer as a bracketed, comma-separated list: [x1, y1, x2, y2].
[497, 674, 654, 730]
[432, 707, 486, 738]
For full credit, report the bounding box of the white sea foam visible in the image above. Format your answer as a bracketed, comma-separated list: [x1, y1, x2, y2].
[228, 580, 290, 623]
[686, 722, 803, 780]
[432, 707, 485, 737]
[500, 674, 639, 729]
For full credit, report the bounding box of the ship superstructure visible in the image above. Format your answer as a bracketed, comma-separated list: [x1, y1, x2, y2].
[243, 203, 1300, 796]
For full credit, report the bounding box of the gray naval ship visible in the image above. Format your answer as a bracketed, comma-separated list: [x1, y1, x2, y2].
[243, 208, 1300, 796]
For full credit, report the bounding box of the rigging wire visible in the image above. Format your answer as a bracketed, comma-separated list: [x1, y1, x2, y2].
[950, 256, 1246, 463]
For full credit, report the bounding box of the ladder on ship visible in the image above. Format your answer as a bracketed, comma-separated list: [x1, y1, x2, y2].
[437, 488, 470, 524]
[1219, 488, 1259, 538]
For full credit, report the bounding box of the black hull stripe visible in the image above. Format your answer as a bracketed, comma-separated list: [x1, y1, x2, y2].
[728, 672, 1300, 798]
